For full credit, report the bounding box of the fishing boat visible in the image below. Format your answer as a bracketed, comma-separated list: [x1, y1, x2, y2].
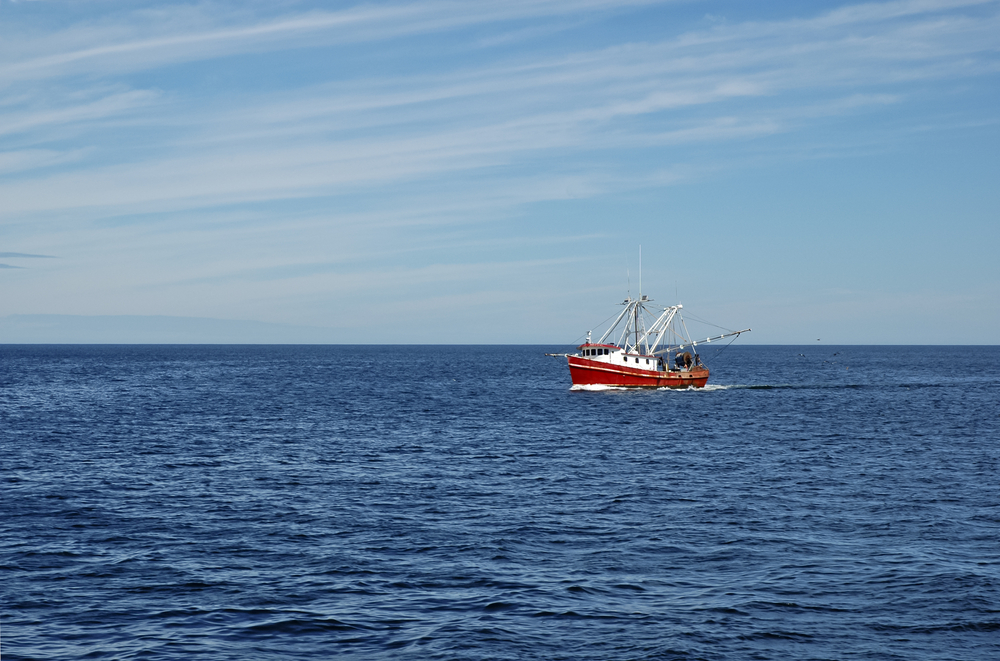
[548, 293, 749, 389]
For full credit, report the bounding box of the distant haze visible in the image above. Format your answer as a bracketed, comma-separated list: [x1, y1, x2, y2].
[2, 1, 998, 344]
[0, 315, 338, 345]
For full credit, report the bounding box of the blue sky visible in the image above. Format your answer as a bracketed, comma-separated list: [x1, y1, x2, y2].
[1, 0, 998, 343]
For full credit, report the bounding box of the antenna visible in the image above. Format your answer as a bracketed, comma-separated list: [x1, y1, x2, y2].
[626, 256, 631, 300]
[638, 245, 642, 301]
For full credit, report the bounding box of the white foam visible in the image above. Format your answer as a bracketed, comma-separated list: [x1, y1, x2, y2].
[570, 383, 734, 392]
[654, 385, 720, 392]
[569, 384, 629, 391]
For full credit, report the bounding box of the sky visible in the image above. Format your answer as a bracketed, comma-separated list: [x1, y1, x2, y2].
[1, 0, 998, 344]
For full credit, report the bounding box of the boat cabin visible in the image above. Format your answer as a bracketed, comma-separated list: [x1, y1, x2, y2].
[579, 343, 618, 358]
[578, 344, 669, 371]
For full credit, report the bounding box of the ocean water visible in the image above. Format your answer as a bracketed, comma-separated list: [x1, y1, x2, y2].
[2, 345, 998, 660]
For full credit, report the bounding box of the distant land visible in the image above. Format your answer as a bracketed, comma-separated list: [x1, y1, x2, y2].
[0, 315, 342, 344]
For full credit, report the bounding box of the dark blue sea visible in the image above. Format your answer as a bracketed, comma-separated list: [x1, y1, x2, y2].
[2, 345, 998, 660]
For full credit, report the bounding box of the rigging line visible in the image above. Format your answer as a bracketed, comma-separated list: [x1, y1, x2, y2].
[683, 312, 736, 333]
[708, 333, 741, 365]
[566, 308, 622, 351]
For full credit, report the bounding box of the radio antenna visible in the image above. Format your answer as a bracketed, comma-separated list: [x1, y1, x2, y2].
[626, 256, 631, 299]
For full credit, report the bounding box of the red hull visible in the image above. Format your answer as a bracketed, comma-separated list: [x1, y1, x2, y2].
[567, 355, 709, 388]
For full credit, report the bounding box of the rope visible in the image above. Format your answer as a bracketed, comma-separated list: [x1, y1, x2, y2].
[684, 312, 736, 333]
[677, 313, 742, 367]
[704, 332, 741, 367]
[564, 309, 623, 352]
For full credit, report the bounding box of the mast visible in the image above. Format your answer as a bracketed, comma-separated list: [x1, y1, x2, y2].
[591, 250, 751, 359]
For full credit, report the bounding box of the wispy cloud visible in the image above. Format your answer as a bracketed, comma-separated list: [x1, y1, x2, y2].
[3, 1, 997, 217]
[0, 0, 670, 84]
[0, 89, 160, 139]
[0, 252, 55, 270]
[0, 148, 86, 174]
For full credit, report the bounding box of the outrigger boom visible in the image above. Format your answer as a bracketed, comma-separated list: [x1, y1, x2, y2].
[654, 328, 752, 355]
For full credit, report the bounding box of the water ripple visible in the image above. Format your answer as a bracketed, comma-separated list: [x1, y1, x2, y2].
[1, 345, 998, 660]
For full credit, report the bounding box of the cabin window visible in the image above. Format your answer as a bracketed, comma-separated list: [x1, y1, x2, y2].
[646, 359, 650, 364]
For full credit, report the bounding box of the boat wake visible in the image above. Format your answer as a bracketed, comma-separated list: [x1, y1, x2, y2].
[655, 383, 731, 392]
[569, 383, 732, 392]
[726, 383, 870, 390]
[687, 383, 731, 392]
[570, 384, 630, 391]
[572, 383, 869, 393]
